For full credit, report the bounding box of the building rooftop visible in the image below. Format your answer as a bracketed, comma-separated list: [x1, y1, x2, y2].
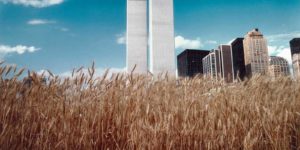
[231, 38, 244, 45]
[177, 49, 210, 58]
[269, 56, 289, 65]
[290, 38, 300, 43]
[246, 28, 263, 37]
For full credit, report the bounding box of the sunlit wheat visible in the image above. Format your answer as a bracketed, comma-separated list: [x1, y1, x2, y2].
[0, 63, 299, 149]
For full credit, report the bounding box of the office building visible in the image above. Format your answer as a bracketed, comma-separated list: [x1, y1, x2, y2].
[268, 56, 290, 78]
[203, 50, 217, 79]
[231, 38, 246, 80]
[293, 53, 300, 78]
[290, 38, 300, 56]
[177, 49, 210, 77]
[290, 38, 300, 78]
[126, 0, 148, 73]
[219, 45, 234, 82]
[149, 0, 176, 76]
[202, 47, 233, 83]
[243, 28, 269, 76]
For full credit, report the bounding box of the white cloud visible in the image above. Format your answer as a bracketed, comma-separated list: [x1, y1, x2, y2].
[60, 27, 69, 32]
[37, 69, 52, 77]
[118, 34, 213, 49]
[268, 45, 292, 63]
[175, 36, 203, 49]
[276, 47, 293, 75]
[205, 40, 217, 45]
[116, 33, 126, 45]
[267, 31, 300, 43]
[0, 0, 64, 8]
[276, 47, 292, 64]
[0, 45, 40, 59]
[266, 31, 299, 74]
[27, 19, 56, 25]
[59, 67, 126, 78]
[268, 45, 289, 56]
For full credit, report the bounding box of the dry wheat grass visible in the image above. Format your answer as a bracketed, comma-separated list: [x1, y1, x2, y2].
[0, 62, 300, 149]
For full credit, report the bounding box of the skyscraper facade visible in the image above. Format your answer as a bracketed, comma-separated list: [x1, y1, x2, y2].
[177, 49, 210, 77]
[290, 38, 300, 56]
[231, 38, 246, 80]
[290, 38, 300, 78]
[219, 45, 234, 82]
[292, 53, 300, 78]
[149, 0, 176, 76]
[243, 29, 269, 76]
[268, 56, 290, 78]
[203, 51, 217, 79]
[126, 0, 175, 76]
[126, 0, 148, 74]
[202, 47, 233, 82]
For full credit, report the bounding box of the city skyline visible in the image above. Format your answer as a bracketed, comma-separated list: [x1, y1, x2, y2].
[179, 29, 292, 80]
[0, 0, 299, 76]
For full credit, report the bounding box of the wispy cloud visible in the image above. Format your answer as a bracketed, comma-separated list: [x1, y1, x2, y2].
[268, 45, 292, 65]
[0, 0, 64, 8]
[266, 31, 300, 43]
[266, 31, 299, 74]
[58, 67, 126, 78]
[267, 45, 293, 75]
[27, 19, 56, 25]
[205, 40, 218, 45]
[175, 36, 203, 49]
[0, 44, 40, 54]
[116, 33, 126, 45]
[59, 27, 69, 32]
[268, 45, 287, 56]
[0, 44, 40, 59]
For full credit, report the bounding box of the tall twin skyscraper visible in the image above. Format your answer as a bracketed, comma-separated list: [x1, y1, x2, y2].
[127, 0, 176, 76]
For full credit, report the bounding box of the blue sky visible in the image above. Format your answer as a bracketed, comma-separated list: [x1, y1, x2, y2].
[0, 0, 300, 75]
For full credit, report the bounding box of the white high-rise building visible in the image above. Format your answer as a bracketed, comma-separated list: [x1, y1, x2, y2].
[126, 0, 175, 76]
[243, 28, 269, 76]
[126, 0, 148, 74]
[202, 47, 234, 83]
[203, 52, 217, 80]
[149, 0, 176, 76]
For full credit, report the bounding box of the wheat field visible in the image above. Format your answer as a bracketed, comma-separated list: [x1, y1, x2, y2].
[0, 62, 300, 149]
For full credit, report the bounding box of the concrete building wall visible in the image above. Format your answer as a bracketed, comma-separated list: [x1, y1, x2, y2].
[219, 45, 234, 83]
[126, 0, 148, 74]
[149, 0, 176, 76]
[214, 49, 222, 79]
[243, 29, 269, 76]
[203, 52, 217, 79]
[269, 56, 290, 78]
[293, 53, 300, 78]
